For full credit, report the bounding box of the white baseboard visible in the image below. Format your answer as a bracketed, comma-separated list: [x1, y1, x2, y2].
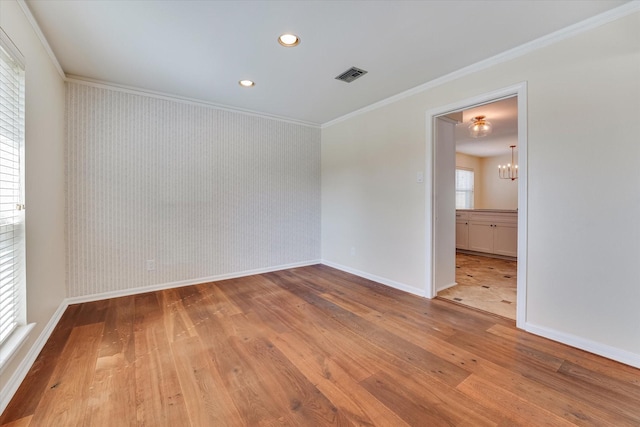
[66, 260, 322, 305]
[524, 322, 640, 369]
[320, 260, 425, 298]
[0, 301, 69, 414]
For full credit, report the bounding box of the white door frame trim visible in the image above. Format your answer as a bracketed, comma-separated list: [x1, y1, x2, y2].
[424, 82, 528, 328]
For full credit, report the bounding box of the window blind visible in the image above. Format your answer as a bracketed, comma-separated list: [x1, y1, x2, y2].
[0, 38, 25, 347]
[455, 168, 474, 210]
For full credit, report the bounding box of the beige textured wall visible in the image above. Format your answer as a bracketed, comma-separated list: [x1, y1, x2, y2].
[322, 12, 640, 358]
[0, 0, 66, 396]
[480, 153, 518, 210]
[66, 83, 321, 297]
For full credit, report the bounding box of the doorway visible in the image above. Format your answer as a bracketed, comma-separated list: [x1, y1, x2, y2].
[424, 83, 528, 328]
[439, 97, 518, 319]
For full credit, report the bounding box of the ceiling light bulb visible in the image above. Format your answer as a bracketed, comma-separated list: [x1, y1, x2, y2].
[278, 33, 300, 47]
[239, 80, 255, 87]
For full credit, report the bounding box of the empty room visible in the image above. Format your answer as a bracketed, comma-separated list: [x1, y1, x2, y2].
[1, 1, 639, 426]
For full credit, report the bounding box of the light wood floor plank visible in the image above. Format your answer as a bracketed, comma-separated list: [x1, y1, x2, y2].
[264, 270, 472, 387]
[360, 369, 499, 426]
[28, 322, 104, 427]
[456, 374, 576, 427]
[0, 304, 82, 424]
[195, 282, 244, 318]
[170, 336, 242, 426]
[0, 416, 31, 427]
[133, 293, 190, 426]
[429, 333, 633, 425]
[85, 296, 137, 426]
[177, 285, 297, 426]
[2, 265, 639, 426]
[158, 288, 198, 344]
[272, 332, 411, 427]
[487, 323, 640, 387]
[233, 333, 346, 426]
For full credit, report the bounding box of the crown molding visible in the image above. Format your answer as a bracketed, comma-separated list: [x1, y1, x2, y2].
[321, 1, 640, 128]
[65, 75, 321, 129]
[14, 0, 639, 129]
[16, 0, 318, 128]
[16, 0, 65, 80]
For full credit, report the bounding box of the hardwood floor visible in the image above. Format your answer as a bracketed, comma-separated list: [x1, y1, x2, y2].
[438, 253, 517, 320]
[2, 264, 639, 426]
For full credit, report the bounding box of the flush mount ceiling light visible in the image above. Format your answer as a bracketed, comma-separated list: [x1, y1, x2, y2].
[278, 33, 300, 47]
[468, 115, 493, 138]
[238, 79, 255, 87]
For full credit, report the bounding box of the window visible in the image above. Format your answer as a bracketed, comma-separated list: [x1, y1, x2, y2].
[455, 168, 474, 209]
[0, 30, 26, 352]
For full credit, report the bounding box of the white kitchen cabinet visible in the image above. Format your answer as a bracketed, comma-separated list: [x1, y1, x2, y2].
[468, 221, 495, 253]
[456, 221, 469, 249]
[455, 211, 469, 250]
[493, 222, 518, 257]
[457, 210, 517, 257]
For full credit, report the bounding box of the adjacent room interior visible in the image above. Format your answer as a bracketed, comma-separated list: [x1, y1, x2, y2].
[437, 97, 519, 320]
[1, 0, 639, 425]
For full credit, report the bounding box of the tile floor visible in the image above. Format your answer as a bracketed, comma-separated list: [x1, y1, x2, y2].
[437, 252, 517, 320]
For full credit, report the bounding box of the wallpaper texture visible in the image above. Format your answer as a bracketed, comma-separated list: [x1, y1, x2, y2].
[66, 82, 320, 297]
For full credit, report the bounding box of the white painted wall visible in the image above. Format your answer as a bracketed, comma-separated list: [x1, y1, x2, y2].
[480, 153, 518, 209]
[322, 11, 640, 362]
[322, 108, 426, 294]
[66, 82, 321, 297]
[0, 0, 66, 398]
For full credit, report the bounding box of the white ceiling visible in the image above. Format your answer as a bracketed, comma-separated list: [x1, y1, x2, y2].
[25, 0, 629, 125]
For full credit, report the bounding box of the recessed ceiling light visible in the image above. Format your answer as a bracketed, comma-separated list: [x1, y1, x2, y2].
[239, 80, 255, 87]
[278, 33, 300, 47]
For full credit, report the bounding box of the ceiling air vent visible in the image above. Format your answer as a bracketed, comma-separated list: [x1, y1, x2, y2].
[335, 66, 368, 83]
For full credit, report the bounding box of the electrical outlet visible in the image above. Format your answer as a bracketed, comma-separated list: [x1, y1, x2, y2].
[146, 259, 156, 271]
[350, 247, 356, 256]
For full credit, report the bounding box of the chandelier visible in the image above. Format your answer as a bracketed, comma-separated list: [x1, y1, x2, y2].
[498, 145, 518, 180]
[468, 115, 492, 138]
